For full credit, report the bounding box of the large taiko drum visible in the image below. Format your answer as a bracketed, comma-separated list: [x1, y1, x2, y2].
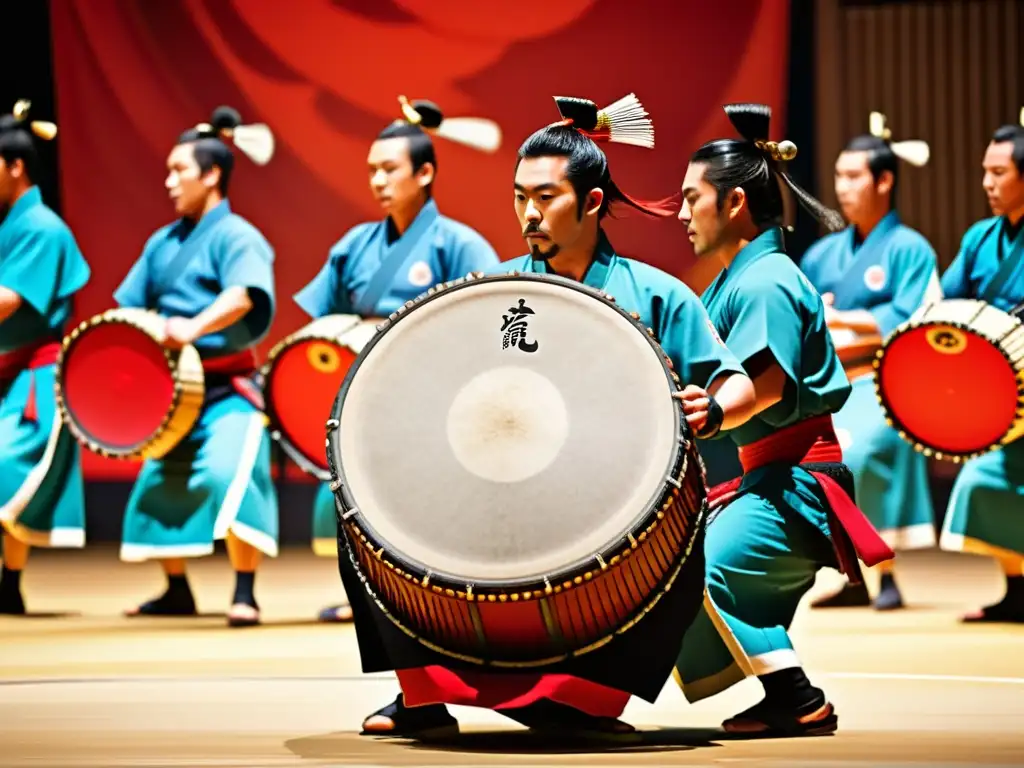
[262, 315, 380, 479]
[875, 298, 1024, 461]
[325, 272, 708, 666]
[56, 308, 204, 460]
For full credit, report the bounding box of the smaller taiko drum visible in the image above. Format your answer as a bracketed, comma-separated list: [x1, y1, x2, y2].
[56, 308, 204, 460]
[874, 298, 1024, 461]
[262, 315, 380, 479]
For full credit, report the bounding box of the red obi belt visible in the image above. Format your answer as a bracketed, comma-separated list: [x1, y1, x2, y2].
[202, 349, 263, 410]
[202, 348, 257, 376]
[707, 413, 894, 581]
[0, 340, 62, 422]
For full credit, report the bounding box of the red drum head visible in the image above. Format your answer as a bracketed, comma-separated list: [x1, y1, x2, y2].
[60, 323, 176, 451]
[265, 339, 358, 474]
[878, 324, 1019, 455]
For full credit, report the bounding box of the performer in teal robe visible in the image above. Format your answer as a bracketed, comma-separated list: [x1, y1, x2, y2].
[115, 107, 278, 627]
[673, 103, 893, 737]
[293, 98, 500, 623]
[938, 121, 1024, 623]
[0, 101, 90, 614]
[355, 94, 757, 741]
[801, 122, 940, 611]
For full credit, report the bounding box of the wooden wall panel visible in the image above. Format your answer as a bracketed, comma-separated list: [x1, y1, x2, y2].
[815, 0, 1021, 268]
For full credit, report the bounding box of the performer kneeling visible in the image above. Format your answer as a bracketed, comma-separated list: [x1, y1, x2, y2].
[350, 94, 757, 740]
[673, 103, 894, 736]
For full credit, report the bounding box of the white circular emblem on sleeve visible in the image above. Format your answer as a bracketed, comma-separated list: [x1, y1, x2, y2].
[407, 260, 434, 287]
[863, 265, 886, 292]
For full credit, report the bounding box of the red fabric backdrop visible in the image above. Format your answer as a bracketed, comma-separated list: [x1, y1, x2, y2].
[49, 0, 790, 479]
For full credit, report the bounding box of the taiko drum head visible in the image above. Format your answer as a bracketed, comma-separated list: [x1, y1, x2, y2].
[877, 320, 1021, 457]
[266, 338, 359, 476]
[327, 273, 685, 588]
[59, 322, 180, 453]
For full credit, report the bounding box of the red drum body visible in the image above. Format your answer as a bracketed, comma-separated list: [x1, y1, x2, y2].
[326, 272, 708, 666]
[875, 298, 1024, 461]
[262, 315, 379, 479]
[56, 308, 204, 460]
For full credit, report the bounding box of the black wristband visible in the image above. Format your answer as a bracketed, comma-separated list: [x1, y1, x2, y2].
[696, 394, 724, 439]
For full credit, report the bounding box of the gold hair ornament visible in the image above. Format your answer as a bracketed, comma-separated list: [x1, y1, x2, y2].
[754, 139, 798, 162]
[869, 111, 929, 167]
[398, 95, 423, 125]
[392, 95, 501, 153]
[11, 99, 58, 141]
[191, 117, 274, 166]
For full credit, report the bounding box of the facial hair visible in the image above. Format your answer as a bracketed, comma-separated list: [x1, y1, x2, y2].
[523, 222, 559, 261]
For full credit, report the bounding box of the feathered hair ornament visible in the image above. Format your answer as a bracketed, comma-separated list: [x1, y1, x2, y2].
[869, 111, 930, 167]
[191, 106, 275, 165]
[551, 93, 655, 149]
[395, 96, 502, 153]
[6, 100, 57, 141]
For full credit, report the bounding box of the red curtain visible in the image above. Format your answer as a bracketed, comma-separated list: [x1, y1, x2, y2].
[50, 0, 790, 479]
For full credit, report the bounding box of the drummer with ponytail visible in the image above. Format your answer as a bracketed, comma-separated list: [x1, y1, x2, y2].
[356, 93, 758, 742]
[673, 103, 894, 737]
[113, 105, 279, 628]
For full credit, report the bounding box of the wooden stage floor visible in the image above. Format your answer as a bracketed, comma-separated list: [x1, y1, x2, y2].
[2, 545, 1023, 767]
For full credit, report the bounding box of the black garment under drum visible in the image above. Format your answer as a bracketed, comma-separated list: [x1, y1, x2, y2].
[336, 521, 707, 704]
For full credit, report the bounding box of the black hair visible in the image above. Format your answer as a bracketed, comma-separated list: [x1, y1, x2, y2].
[0, 115, 38, 182]
[991, 124, 1024, 173]
[843, 134, 899, 209]
[376, 99, 440, 197]
[690, 103, 844, 232]
[176, 106, 241, 195]
[516, 123, 674, 220]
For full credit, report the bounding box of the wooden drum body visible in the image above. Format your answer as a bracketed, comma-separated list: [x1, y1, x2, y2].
[875, 298, 1024, 461]
[262, 315, 380, 479]
[326, 272, 708, 666]
[56, 308, 204, 460]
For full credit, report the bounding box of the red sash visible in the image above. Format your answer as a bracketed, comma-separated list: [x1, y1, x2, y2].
[706, 414, 894, 583]
[202, 349, 263, 410]
[0, 341, 62, 422]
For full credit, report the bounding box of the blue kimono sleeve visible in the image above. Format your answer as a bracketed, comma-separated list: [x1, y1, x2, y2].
[796, 238, 829, 291]
[0, 228, 64, 316]
[293, 227, 367, 319]
[723, 280, 804, 391]
[219, 229, 276, 342]
[658, 289, 745, 392]
[115, 232, 162, 309]
[940, 232, 976, 300]
[869, 244, 939, 335]
[447, 232, 500, 279]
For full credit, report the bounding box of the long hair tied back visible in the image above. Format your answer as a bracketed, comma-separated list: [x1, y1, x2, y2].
[724, 103, 845, 232]
[190, 106, 275, 165]
[534, 93, 675, 217]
